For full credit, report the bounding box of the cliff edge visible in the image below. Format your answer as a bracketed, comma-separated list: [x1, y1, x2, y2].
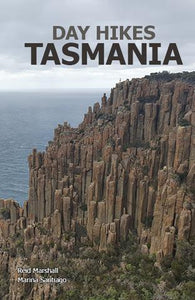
[0, 71, 194, 299]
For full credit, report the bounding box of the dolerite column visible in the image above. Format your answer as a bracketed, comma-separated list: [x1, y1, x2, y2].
[62, 197, 72, 232]
[37, 169, 45, 221]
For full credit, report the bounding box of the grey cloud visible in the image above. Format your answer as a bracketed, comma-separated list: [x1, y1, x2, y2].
[0, 0, 194, 85]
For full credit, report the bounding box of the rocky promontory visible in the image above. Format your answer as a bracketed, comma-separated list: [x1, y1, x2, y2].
[0, 71, 194, 299]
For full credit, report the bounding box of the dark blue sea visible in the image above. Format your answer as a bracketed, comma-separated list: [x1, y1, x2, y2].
[0, 89, 108, 205]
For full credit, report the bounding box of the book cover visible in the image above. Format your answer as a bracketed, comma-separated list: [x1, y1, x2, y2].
[0, 1, 194, 299]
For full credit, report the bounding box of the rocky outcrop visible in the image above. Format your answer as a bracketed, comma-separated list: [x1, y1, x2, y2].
[24, 76, 194, 254]
[0, 72, 194, 299]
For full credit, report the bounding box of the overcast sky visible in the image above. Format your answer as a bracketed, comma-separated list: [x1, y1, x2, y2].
[0, 0, 195, 90]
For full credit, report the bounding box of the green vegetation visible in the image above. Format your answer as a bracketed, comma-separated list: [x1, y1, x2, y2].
[13, 232, 25, 256]
[29, 234, 194, 300]
[79, 203, 88, 212]
[137, 95, 159, 103]
[176, 171, 188, 183]
[178, 118, 191, 127]
[2, 229, 194, 299]
[63, 231, 76, 242]
[0, 207, 10, 220]
[122, 143, 129, 152]
[107, 137, 116, 148]
[143, 215, 153, 228]
[145, 71, 195, 84]
[37, 223, 48, 235]
[142, 165, 149, 176]
[129, 141, 150, 149]
[0, 270, 9, 298]
[53, 234, 159, 299]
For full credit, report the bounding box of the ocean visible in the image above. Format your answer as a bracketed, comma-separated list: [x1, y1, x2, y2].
[0, 89, 109, 205]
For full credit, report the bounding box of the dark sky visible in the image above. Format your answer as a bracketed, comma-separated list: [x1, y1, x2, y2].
[0, 0, 194, 89]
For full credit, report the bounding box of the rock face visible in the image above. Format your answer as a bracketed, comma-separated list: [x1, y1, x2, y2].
[25, 75, 194, 254]
[0, 72, 194, 299]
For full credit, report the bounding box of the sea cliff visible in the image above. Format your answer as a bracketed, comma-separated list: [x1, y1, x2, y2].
[0, 71, 194, 299]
